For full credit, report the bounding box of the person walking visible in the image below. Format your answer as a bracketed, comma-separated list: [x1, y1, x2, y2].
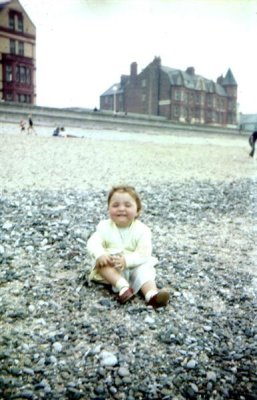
[19, 119, 26, 133]
[249, 131, 257, 157]
[27, 115, 36, 135]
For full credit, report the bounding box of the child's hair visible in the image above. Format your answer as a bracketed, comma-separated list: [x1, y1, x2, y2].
[107, 185, 142, 214]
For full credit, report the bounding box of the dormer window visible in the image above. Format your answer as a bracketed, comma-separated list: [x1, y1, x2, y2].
[18, 15, 24, 32]
[9, 13, 15, 30]
[8, 12, 23, 32]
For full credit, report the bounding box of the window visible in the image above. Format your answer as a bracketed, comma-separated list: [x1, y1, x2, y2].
[15, 65, 31, 84]
[18, 15, 23, 32]
[9, 14, 15, 30]
[174, 91, 180, 101]
[207, 96, 212, 107]
[141, 94, 146, 102]
[195, 109, 200, 118]
[8, 13, 23, 32]
[17, 93, 31, 103]
[10, 40, 16, 54]
[142, 79, 146, 87]
[6, 65, 13, 82]
[16, 66, 20, 82]
[18, 41, 24, 56]
[26, 69, 31, 84]
[6, 93, 13, 101]
[20, 66, 26, 83]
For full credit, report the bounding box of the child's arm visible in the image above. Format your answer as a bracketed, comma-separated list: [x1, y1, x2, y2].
[87, 229, 107, 261]
[124, 226, 154, 268]
[87, 233, 115, 268]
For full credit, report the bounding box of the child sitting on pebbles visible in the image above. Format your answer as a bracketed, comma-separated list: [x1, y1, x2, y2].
[87, 185, 169, 308]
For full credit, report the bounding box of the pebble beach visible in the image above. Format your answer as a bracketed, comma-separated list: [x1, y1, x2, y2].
[1, 127, 257, 399]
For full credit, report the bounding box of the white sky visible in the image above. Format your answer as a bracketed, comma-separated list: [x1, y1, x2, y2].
[19, 0, 257, 114]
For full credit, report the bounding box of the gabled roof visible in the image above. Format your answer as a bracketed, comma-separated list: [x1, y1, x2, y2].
[161, 66, 227, 96]
[222, 68, 237, 86]
[0, 0, 35, 28]
[101, 83, 122, 96]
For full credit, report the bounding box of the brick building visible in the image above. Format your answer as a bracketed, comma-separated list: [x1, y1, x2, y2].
[100, 57, 237, 127]
[0, 0, 36, 104]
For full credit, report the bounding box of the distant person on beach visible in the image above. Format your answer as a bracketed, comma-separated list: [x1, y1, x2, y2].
[249, 131, 257, 157]
[20, 119, 26, 133]
[53, 126, 66, 137]
[52, 126, 81, 138]
[87, 185, 170, 308]
[27, 115, 36, 135]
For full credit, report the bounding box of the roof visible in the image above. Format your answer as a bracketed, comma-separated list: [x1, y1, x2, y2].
[0, 0, 10, 9]
[161, 66, 228, 96]
[101, 83, 123, 97]
[0, 0, 36, 28]
[222, 68, 237, 86]
[101, 59, 237, 97]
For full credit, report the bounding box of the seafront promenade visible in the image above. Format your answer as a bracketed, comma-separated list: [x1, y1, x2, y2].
[0, 100, 242, 138]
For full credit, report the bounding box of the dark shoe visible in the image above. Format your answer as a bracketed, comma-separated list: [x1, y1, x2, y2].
[147, 289, 169, 308]
[118, 287, 134, 304]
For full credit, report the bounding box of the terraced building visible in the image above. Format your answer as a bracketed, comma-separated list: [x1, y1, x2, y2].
[0, 0, 36, 104]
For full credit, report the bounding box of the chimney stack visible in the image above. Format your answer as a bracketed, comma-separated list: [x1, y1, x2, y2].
[130, 62, 137, 78]
[186, 67, 195, 75]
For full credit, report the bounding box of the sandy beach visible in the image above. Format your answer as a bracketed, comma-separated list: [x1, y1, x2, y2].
[0, 127, 255, 191]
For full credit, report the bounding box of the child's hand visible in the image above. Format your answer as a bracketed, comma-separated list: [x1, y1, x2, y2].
[96, 254, 114, 268]
[112, 254, 126, 271]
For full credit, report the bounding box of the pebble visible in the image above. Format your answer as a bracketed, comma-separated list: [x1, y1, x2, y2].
[100, 351, 118, 367]
[52, 342, 63, 352]
[118, 366, 130, 377]
[144, 315, 155, 325]
[0, 180, 256, 398]
[207, 371, 217, 382]
[186, 359, 197, 369]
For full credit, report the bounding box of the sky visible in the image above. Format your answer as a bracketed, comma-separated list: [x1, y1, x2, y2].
[19, 0, 257, 114]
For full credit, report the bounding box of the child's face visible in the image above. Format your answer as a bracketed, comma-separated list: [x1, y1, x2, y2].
[108, 191, 139, 227]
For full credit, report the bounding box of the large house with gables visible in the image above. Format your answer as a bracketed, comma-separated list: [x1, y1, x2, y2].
[0, 0, 36, 104]
[100, 57, 238, 127]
